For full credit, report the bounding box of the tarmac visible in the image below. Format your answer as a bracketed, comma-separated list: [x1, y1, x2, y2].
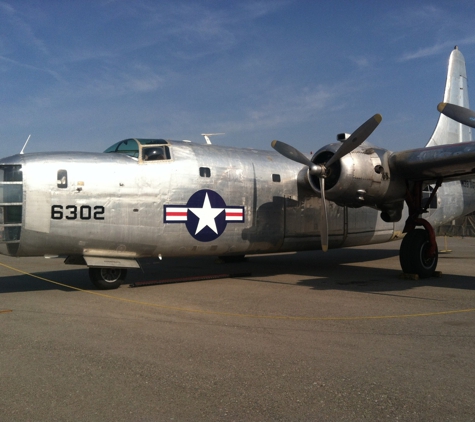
[1, 236, 475, 421]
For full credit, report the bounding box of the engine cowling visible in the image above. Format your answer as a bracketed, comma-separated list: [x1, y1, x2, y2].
[307, 142, 406, 222]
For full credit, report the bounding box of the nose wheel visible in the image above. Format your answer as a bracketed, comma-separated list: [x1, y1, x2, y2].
[89, 268, 127, 289]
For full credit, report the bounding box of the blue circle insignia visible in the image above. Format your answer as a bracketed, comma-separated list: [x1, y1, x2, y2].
[185, 189, 227, 242]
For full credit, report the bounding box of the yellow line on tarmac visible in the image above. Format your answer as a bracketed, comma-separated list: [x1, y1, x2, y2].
[1, 261, 475, 321]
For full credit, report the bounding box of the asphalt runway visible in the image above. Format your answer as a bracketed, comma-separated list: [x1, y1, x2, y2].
[1, 237, 475, 421]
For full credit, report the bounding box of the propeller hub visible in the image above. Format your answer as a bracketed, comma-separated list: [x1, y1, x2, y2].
[309, 164, 324, 176]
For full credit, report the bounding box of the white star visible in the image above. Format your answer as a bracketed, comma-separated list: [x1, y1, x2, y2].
[188, 193, 224, 235]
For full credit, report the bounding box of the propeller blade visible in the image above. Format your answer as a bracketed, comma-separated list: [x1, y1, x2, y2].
[326, 114, 382, 168]
[319, 176, 328, 252]
[271, 140, 314, 167]
[271, 140, 323, 175]
[438, 102, 475, 128]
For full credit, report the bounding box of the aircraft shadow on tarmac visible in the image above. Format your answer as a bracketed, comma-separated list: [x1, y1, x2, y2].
[1, 246, 475, 294]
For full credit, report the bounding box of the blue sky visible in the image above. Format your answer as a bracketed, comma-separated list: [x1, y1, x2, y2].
[1, 0, 475, 158]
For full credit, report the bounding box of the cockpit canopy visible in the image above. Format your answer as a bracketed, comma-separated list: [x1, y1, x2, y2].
[104, 139, 171, 162]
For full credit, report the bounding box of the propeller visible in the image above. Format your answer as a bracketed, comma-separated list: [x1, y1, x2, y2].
[271, 113, 382, 252]
[437, 102, 475, 128]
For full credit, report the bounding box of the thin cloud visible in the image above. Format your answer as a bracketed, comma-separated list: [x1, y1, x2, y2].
[241, 0, 290, 19]
[400, 35, 475, 61]
[386, 4, 444, 33]
[399, 42, 454, 61]
[0, 55, 62, 81]
[0, 1, 49, 55]
[349, 56, 371, 69]
[65, 64, 166, 98]
[237, 82, 353, 132]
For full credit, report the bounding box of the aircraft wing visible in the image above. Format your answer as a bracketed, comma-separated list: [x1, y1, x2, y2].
[389, 141, 475, 182]
[391, 46, 475, 183]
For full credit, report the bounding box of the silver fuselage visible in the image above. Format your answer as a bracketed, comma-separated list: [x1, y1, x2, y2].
[0, 141, 410, 260]
[3, 47, 475, 264]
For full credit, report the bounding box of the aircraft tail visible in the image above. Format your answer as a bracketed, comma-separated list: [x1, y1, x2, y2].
[426, 46, 472, 147]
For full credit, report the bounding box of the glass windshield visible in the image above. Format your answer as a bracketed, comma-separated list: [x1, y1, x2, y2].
[104, 139, 170, 162]
[104, 139, 169, 159]
[104, 139, 140, 158]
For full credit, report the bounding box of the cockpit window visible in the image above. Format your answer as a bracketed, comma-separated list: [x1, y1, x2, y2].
[104, 139, 171, 161]
[142, 146, 171, 161]
[104, 139, 140, 158]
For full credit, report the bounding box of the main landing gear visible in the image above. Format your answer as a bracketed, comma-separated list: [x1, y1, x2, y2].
[89, 268, 128, 290]
[399, 229, 438, 277]
[399, 180, 441, 278]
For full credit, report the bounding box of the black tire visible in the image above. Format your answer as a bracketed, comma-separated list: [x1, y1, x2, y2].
[89, 268, 127, 290]
[399, 229, 438, 278]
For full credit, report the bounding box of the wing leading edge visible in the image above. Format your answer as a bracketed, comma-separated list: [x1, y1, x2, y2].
[389, 141, 475, 182]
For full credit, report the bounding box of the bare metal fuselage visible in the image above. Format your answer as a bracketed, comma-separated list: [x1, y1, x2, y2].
[0, 141, 400, 260]
[2, 47, 475, 288]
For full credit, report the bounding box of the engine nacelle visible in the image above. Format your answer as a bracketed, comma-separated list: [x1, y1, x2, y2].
[307, 142, 406, 222]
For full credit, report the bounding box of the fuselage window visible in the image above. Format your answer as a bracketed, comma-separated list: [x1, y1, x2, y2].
[200, 167, 211, 177]
[57, 169, 68, 188]
[0, 165, 22, 182]
[272, 174, 281, 182]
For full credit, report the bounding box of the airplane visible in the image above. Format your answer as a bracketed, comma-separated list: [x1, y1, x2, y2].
[1, 46, 475, 290]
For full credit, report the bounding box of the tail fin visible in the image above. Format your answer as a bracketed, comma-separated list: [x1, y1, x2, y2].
[426, 46, 472, 147]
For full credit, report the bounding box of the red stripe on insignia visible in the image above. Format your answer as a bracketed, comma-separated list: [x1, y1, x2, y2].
[226, 212, 242, 217]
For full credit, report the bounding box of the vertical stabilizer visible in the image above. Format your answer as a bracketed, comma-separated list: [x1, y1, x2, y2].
[426, 46, 472, 147]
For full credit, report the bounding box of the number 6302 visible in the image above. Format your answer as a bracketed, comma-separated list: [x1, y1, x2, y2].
[51, 205, 105, 220]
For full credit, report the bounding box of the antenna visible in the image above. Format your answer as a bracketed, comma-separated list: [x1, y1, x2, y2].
[20, 134, 31, 154]
[201, 133, 225, 145]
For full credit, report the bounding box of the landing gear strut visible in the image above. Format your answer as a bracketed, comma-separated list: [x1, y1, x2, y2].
[89, 268, 127, 290]
[399, 179, 441, 278]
